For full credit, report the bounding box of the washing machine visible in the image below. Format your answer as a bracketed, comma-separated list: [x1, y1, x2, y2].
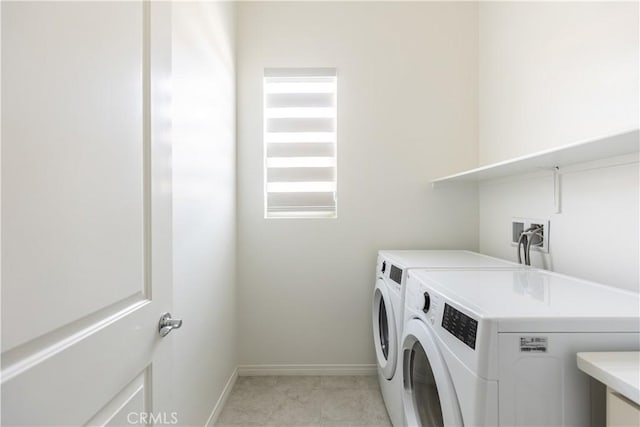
[401, 269, 640, 426]
[372, 251, 525, 427]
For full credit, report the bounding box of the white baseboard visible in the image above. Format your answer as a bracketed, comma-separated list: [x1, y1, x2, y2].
[236, 364, 376, 376]
[205, 367, 238, 427]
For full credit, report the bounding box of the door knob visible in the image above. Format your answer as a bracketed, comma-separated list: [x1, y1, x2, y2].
[158, 312, 183, 337]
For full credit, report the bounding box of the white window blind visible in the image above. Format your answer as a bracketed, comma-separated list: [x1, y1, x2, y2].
[264, 68, 337, 218]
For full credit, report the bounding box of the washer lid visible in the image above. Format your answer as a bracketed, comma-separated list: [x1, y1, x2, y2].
[378, 250, 522, 270]
[409, 269, 640, 332]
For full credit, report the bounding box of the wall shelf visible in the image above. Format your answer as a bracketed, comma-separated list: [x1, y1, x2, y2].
[431, 129, 639, 186]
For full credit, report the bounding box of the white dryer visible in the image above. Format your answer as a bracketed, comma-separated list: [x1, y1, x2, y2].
[372, 251, 524, 427]
[401, 269, 640, 426]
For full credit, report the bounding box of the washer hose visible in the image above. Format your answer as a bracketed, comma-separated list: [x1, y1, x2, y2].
[517, 225, 543, 266]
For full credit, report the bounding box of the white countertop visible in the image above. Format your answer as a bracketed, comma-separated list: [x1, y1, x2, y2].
[577, 352, 640, 405]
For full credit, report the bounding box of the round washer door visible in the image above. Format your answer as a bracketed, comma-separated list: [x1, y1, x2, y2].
[372, 278, 397, 379]
[401, 319, 463, 427]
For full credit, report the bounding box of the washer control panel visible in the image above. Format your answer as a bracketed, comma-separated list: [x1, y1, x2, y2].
[441, 303, 478, 350]
[389, 265, 403, 285]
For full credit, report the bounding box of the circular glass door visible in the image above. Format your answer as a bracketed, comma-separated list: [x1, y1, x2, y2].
[409, 340, 443, 426]
[379, 298, 390, 360]
[402, 319, 462, 427]
[373, 279, 397, 379]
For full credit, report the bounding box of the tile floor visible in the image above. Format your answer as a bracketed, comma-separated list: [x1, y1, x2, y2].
[215, 375, 392, 427]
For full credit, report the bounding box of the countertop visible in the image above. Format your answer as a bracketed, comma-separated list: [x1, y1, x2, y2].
[577, 352, 640, 405]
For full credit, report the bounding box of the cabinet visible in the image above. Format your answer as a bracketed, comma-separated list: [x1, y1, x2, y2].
[577, 352, 640, 427]
[608, 388, 640, 427]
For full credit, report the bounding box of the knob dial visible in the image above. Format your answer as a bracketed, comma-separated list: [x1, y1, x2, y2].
[381, 261, 386, 273]
[422, 292, 431, 313]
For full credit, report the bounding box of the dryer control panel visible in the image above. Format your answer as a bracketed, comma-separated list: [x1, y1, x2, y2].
[442, 303, 478, 350]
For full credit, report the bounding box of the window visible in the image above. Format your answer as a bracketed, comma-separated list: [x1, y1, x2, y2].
[264, 68, 337, 218]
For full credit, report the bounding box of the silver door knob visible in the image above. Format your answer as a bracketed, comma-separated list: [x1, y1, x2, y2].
[158, 312, 183, 337]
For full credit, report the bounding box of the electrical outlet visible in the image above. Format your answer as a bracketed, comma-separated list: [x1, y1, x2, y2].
[511, 218, 550, 253]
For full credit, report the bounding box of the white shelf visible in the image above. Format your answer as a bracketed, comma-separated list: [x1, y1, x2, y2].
[432, 129, 639, 185]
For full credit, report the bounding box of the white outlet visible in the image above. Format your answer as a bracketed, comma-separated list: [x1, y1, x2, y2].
[511, 217, 550, 253]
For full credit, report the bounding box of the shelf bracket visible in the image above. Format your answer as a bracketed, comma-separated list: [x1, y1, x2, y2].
[553, 167, 561, 214]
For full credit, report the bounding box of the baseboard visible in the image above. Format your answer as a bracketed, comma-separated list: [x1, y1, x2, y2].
[236, 364, 376, 376]
[204, 367, 238, 427]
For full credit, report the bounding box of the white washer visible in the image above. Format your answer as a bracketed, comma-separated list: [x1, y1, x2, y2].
[401, 269, 640, 426]
[372, 251, 524, 427]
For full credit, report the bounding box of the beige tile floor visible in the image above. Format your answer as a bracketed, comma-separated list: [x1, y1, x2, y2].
[215, 375, 392, 427]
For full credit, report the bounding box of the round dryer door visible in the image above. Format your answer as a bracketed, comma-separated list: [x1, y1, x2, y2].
[373, 278, 397, 379]
[402, 319, 462, 427]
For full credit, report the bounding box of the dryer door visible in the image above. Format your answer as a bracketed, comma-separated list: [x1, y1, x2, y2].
[373, 278, 397, 379]
[402, 319, 463, 427]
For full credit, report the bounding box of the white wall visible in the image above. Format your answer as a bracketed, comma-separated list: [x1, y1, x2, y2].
[479, 160, 639, 292]
[237, 2, 479, 367]
[478, 2, 639, 291]
[172, 2, 236, 424]
[478, 1, 638, 164]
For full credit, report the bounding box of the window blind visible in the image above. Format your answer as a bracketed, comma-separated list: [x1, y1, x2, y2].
[264, 68, 337, 218]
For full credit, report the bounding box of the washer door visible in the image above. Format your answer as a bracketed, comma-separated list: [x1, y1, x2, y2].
[402, 319, 463, 427]
[373, 278, 397, 379]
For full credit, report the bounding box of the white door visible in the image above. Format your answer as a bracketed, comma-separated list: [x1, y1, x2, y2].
[1, 2, 175, 425]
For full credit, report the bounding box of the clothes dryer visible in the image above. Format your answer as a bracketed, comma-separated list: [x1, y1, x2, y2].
[373, 251, 523, 426]
[401, 269, 640, 426]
